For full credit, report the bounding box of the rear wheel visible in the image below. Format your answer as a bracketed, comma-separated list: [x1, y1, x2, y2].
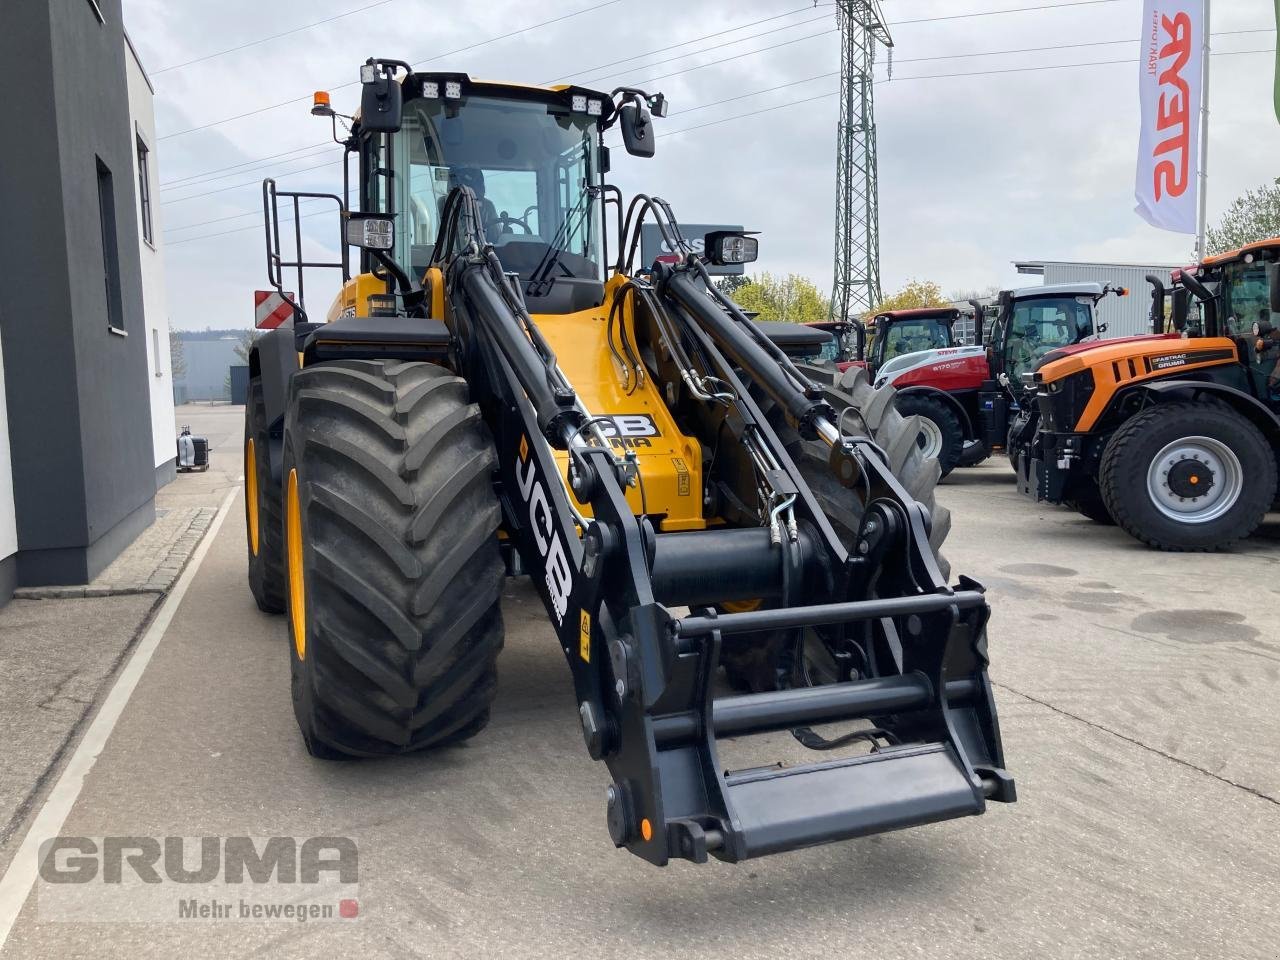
[720, 368, 951, 692]
[245, 379, 285, 614]
[894, 393, 964, 478]
[1099, 401, 1275, 551]
[284, 359, 505, 758]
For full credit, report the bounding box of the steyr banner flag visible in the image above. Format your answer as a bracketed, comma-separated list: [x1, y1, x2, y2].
[1135, 0, 1204, 234]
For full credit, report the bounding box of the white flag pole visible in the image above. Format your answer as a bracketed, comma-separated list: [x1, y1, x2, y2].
[1195, 0, 1212, 259]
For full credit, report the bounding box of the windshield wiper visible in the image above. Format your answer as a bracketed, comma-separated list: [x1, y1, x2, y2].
[527, 185, 593, 297]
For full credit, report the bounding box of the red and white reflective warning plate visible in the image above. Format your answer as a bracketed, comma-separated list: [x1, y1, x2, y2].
[254, 290, 296, 329]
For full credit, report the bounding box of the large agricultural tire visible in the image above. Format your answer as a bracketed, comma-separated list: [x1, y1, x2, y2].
[282, 359, 505, 759]
[1098, 401, 1276, 552]
[720, 367, 951, 692]
[893, 393, 964, 478]
[245, 379, 286, 614]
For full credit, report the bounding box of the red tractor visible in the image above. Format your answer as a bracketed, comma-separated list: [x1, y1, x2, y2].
[803, 286, 1126, 476]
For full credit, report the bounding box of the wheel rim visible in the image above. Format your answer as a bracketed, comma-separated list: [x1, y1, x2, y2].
[286, 468, 307, 659]
[1145, 435, 1243, 524]
[914, 416, 944, 461]
[245, 438, 259, 557]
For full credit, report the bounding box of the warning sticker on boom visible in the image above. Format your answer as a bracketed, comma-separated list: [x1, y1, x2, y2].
[671, 457, 690, 497]
[579, 609, 591, 663]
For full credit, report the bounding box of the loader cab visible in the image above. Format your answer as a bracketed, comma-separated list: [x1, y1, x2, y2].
[357, 74, 614, 314]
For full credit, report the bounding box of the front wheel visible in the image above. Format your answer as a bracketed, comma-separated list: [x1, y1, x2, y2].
[284, 359, 506, 758]
[894, 394, 964, 478]
[1099, 401, 1276, 551]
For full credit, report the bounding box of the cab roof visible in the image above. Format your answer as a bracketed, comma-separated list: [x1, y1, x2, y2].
[1007, 281, 1107, 300]
[870, 306, 961, 324]
[1200, 236, 1280, 267]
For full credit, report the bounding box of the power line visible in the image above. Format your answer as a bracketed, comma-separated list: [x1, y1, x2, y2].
[166, 43, 1276, 235]
[161, 145, 336, 192]
[163, 41, 1276, 243]
[885, 26, 1275, 69]
[157, 0, 622, 141]
[162, 159, 338, 205]
[628, 28, 834, 88]
[155, 0, 1123, 142]
[161, 19, 1272, 192]
[166, 196, 329, 233]
[161, 141, 331, 189]
[571, 12, 833, 87]
[545, 3, 815, 83]
[654, 46, 1277, 140]
[169, 207, 335, 246]
[151, 0, 395, 75]
[164, 3, 825, 184]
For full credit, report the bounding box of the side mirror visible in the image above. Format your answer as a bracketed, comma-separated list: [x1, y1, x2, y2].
[345, 212, 395, 251]
[619, 101, 655, 158]
[1171, 288, 1189, 332]
[360, 61, 402, 133]
[704, 231, 758, 266]
[1267, 262, 1280, 314]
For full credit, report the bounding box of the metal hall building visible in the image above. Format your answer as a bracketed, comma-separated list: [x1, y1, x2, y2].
[0, 0, 175, 606]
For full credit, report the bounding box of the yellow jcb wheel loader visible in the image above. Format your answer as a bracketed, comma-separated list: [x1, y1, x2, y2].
[243, 60, 1014, 866]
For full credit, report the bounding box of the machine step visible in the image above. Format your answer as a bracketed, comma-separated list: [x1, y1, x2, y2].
[723, 742, 984, 859]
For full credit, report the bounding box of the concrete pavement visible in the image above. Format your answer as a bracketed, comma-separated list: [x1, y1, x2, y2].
[0, 424, 1276, 958]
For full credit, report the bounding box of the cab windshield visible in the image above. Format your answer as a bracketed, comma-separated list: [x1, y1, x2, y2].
[381, 94, 602, 282]
[1006, 297, 1094, 383]
[879, 319, 953, 362]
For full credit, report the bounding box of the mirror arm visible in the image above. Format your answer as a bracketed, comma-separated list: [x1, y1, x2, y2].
[369, 249, 426, 315]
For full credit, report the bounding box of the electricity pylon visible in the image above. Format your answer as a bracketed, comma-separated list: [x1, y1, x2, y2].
[830, 1, 892, 322]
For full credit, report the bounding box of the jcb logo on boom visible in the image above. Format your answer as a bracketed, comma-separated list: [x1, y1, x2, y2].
[597, 415, 659, 438]
[516, 436, 573, 624]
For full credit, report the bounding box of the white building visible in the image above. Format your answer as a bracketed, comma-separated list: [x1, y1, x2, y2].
[126, 33, 176, 486]
[1014, 260, 1183, 339]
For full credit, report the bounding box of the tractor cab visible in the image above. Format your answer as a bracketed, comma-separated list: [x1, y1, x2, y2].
[986, 282, 1120, 393]
[1151, 239, 1280, 407]
[865, 307, 960, 374]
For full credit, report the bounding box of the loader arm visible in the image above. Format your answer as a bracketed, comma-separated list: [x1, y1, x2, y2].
[429, 189, 1013, 864]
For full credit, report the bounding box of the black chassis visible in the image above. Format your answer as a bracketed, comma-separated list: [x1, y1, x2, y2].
[415, 189, 1014, 864]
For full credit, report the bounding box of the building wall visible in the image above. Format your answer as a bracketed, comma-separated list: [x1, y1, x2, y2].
[0, 0, 156, 588]
[125, 35, 176, 487]
[0, 329, 17, 605]
[1025, 263, 1179, 339]
[174, 339, 244, 402]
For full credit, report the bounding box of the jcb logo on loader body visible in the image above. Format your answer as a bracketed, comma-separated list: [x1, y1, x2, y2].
[516, 435, 572, 625]
[597, 415, 659, 438]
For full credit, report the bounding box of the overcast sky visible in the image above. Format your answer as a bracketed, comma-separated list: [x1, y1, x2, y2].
[121, 0, 1280, 330]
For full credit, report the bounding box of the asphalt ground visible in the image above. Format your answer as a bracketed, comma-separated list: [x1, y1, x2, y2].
[0, 404, 1276, 959]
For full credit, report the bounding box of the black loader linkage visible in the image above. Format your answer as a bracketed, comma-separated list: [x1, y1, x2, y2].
[429, 190, 1014, 865]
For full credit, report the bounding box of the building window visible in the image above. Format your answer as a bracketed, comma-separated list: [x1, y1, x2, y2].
[152, 328, 163, 376]
[96, 157, 125, 334]
[85, 0, 105, 23]
[136, 135, 154, 245]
